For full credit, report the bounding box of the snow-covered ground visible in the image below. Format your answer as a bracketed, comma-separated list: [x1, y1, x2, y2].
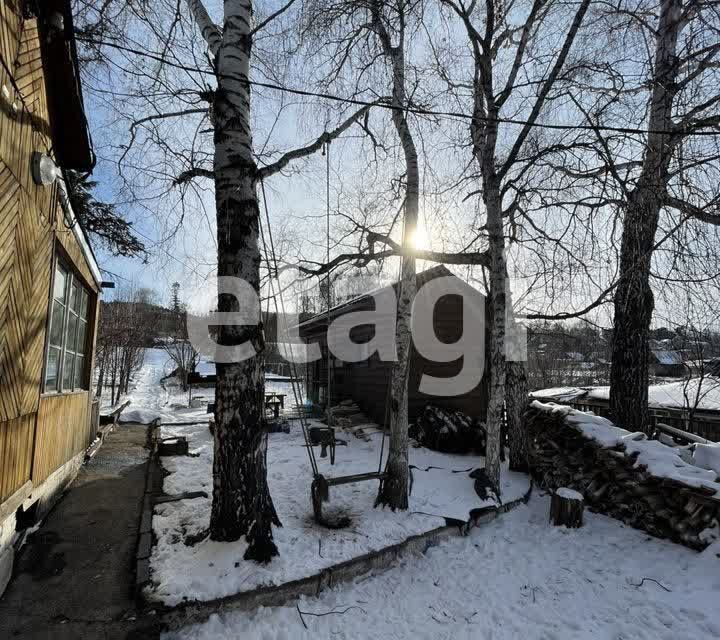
[532, 378, 720, 412]
[166, 495, 720, 640]
[115, 350, 529, 607]
[150, 421, 528, 606]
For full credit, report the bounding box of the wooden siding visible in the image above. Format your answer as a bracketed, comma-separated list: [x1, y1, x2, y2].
[0, 413, 34, 501]
[32, 392, 91, 485]
[302, 283, 490, 425]
[0, 2, 99, 502]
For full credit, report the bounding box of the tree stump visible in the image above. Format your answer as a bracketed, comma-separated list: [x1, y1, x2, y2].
[550, 488, 584, 528]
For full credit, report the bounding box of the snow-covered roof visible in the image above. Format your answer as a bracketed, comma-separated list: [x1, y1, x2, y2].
[532, 377, 720, 412]
[652, 350, 684, 366]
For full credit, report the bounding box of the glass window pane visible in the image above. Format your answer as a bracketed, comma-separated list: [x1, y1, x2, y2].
[76, 320, 87, 355]
[80, 290, 89, 317]
[45, 346, 60, 391]
[53, 266, 67, 302]
[74, 355, 85, 389]
[62, 351, 75, 390]
[49, 301, 66, 347]
[71, 281, 82, 313]
[66, 313, 78, 353]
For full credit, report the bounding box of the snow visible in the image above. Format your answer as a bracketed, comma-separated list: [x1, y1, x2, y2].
[528, 387, 588, 403]
[531, 401, 720, 494]
[165, 495, 720, 640]
[532, 378, 720, 413]
[118, 407, 163, 425]
[693, 444, 720, 477]
[118, 349, 528, 607]
[592, 379, 720, 411]
[556, 487, 583, 501]
[149, 422, 529, 606]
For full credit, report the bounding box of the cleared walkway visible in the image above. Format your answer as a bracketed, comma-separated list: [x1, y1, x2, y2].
[0, 423, 159, 639]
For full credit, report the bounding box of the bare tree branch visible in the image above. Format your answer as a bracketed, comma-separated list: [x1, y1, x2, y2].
[186, 0, 222, 56]
[257, 104, 373, 179]
[252, 0, 299, 35]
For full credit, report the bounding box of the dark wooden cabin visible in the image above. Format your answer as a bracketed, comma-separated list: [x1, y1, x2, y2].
[298, 266, 489, 425]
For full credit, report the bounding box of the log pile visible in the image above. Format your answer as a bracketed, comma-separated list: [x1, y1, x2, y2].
[409, 405, 486, 454]
[526, 402, 720, 550]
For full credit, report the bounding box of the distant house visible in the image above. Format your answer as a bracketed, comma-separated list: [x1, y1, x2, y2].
[650, 350, 685, 377]
[297, 266, 490, 425]
[0, 1, 100, 595]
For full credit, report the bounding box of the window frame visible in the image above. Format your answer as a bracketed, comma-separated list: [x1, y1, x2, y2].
[43, 255, 93, 395]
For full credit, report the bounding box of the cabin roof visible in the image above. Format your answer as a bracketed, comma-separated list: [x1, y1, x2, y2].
[651, 350, 684, 366]
[297, 265, 483, 334]
[38, 0, 94, 171]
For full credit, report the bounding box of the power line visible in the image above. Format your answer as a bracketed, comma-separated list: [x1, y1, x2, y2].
[77, 36, 720, 138]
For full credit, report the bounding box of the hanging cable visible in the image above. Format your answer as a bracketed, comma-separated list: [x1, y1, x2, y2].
[324, 140, 333, 422]
[259, 179, 319, 477]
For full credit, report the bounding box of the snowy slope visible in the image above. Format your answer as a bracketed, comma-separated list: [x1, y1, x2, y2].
[165, 495, 720, 640]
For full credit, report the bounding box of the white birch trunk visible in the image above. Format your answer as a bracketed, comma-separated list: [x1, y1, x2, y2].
[483, 171, 506, 489]
[188, 0, 280, 562]
[372, 5, 417, 510]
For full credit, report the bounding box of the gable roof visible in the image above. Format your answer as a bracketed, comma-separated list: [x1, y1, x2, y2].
[297, 265, 485, 333]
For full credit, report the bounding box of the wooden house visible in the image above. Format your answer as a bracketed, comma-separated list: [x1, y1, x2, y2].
[298, 266, 490, 425]
[0, 0, 101, 595]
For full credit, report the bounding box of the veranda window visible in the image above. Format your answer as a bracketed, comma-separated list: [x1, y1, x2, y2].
[44, 260, 91, 392]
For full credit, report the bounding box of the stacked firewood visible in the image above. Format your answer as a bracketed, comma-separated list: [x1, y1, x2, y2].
[525, 403, 720, 550]
[409, 405, 486, 454]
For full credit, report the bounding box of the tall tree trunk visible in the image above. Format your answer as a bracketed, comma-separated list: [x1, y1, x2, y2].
[206, 0, 281, 562]
[373, 5, 418, 511]
[609, 0, 681, 433]
[96, 354, 105, 398]
[478, 101, 506, 489]
[506, 360, 529, 472]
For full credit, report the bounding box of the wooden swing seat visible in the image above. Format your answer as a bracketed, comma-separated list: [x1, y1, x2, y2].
[311, 471, 386, 526]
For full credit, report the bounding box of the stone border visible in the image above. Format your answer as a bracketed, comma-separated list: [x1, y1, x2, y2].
[135, 422, 163, 601]
[151, 482, 533, 631]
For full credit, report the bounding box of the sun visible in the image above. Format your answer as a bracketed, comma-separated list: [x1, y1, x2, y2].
[410, 226, 430, 251]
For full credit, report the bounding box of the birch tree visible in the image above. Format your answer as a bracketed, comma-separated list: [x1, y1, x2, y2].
[438, 0, 592, 485]
[301, 0, 425, 509]
[183, 0, 372, 559]
[369, 0, 418, 510]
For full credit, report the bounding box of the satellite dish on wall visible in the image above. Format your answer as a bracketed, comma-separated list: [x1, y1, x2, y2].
[31, 152, 59, 186]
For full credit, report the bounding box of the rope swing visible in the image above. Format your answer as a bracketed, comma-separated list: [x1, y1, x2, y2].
[257, 136, 388, 527]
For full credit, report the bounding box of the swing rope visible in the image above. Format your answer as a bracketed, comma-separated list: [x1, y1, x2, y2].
[257, 137, 389, 484]
[259, 180, 319, 477]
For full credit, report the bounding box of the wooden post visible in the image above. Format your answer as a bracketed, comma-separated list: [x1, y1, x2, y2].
[550, 488, 584, 528]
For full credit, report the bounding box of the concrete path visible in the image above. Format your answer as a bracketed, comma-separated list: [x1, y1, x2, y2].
[0, 423, 161, 639]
